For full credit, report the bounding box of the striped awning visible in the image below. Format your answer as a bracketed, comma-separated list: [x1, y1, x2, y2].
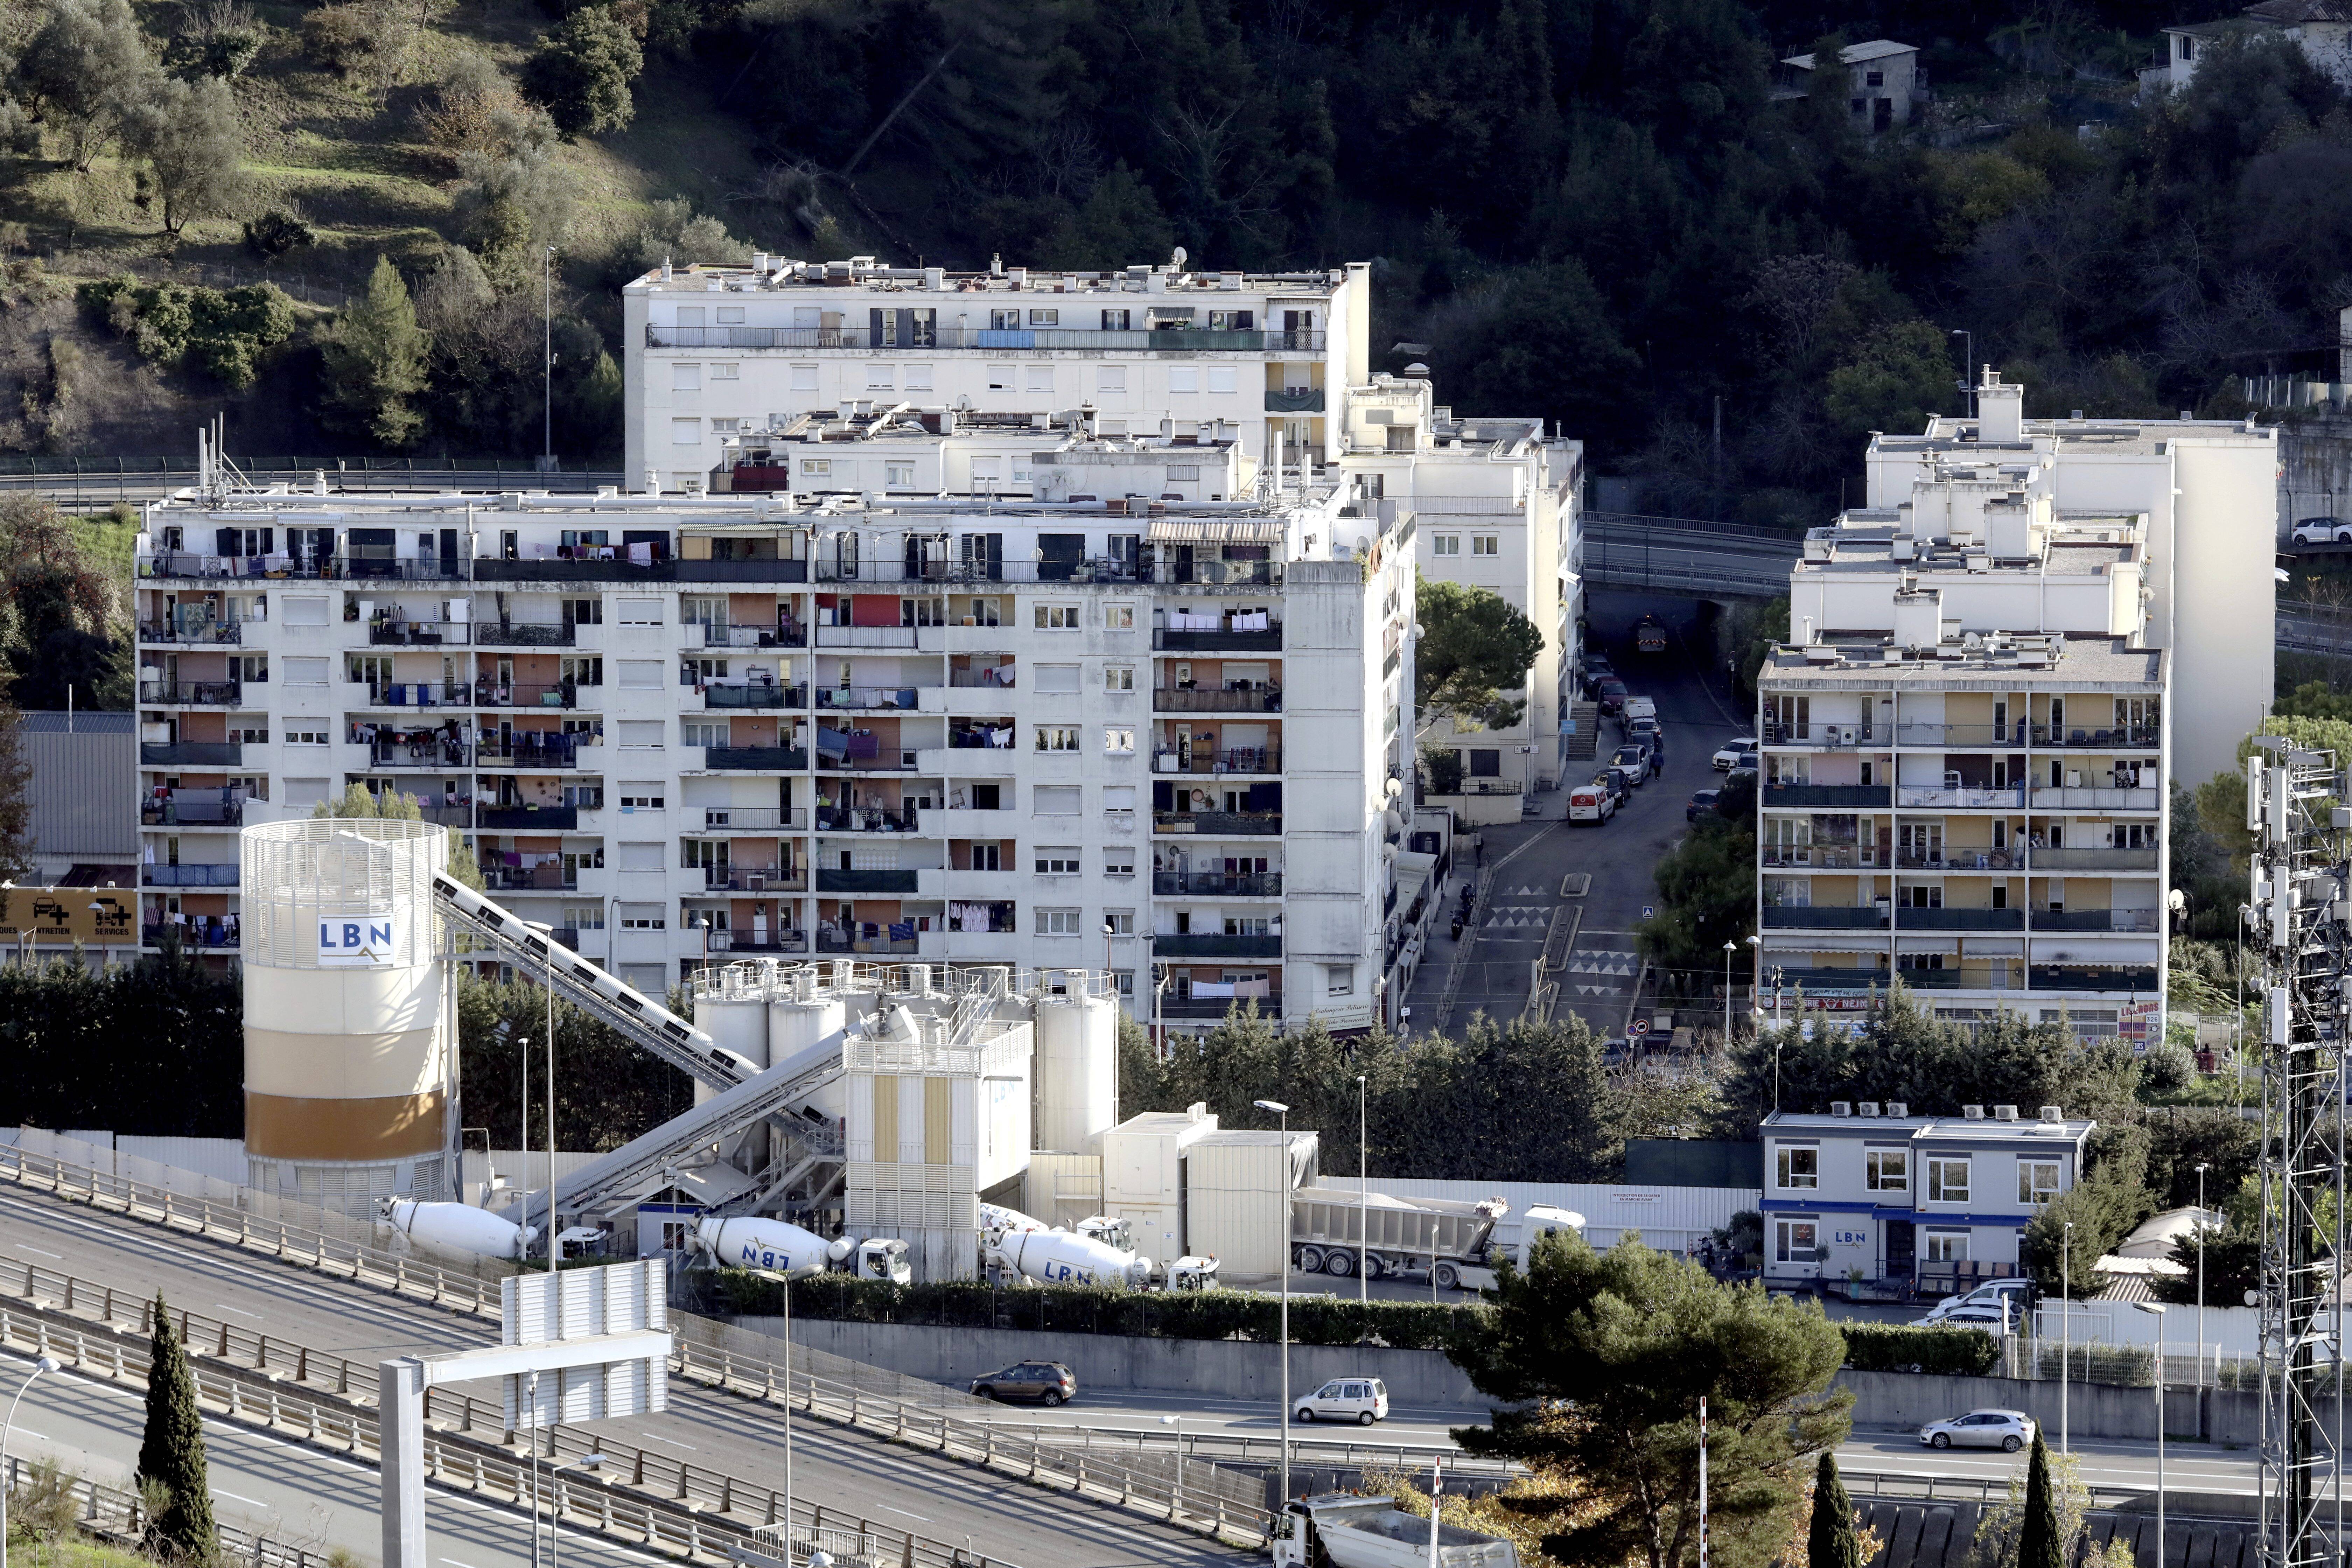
[1146, 517, 1286, 544]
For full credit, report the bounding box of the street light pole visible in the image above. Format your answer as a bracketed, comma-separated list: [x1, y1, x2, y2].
[2195, 1162, 2209, 1391]
[1357, 1074, 1368, 1309]
[2061, 1220, 2071, 1452]
[1254, 1097, 1292, 1507]
[542, 245, 556, 466]
[2135, 1301, 2168, 1568]
[1721, 940, 1735, 1047]
[1, 1355, 62, 1568]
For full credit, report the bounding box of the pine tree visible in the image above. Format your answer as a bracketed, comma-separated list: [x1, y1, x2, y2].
[320, 255, 430, 449]
[138, 1292, 217, 1562]
[1807, 1451, 1861, 1568]
[2019, 1428, 2062, 1568]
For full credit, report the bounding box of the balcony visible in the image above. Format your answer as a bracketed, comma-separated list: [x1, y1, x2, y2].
[695, 622, 807, 649]
[142, 863, 240, 887]
[140, 742, 242, 766]
[1760, 785, 1888, 808]
[1892, 850, 2022, 872]
[1160, 992, 1282, 1020]
[1894, 907, 2025, 931]
[1895, 785, 2024, 809]
[474, 622, 576, 648]
[1154, 810, 1281, 836]
[2029, 786, 2160, 811]
[949, 668, 1017, 689]
[476, 804, 579, 831]
[142, 920, 238, 949]
[366, 740, 472, 769]
[1763, 723, 1883, 749]
[137, 619, 242, 645]
[815, 867, 920, 894]
[703, 746, 810, 771]
[1153, 872, 1284, 897]
[1153, 620, 1281, 652]
[1153, 688, 1283, 713]
[334, 555, 469, 581]
[704, 682, 806, 710]
[646, 323, 1324, 353]
[476, 740, 581, 770]
[142, 793, 246, 827]
[689, 807, 808, 832]
[815, 684, 940, 712]
[679, 560, 812, 586]
[368, 620, 469, 646]
[2031, 847, 2160, 872]
[1760, 846, 1874, 869]
[357, 680, 467, 710]
[1891, 725, 2017, 747]
[1762, 906, 1888, 929]
[139, 681, 244, 707]
[483, 865, 576, 892]
[813, 624, 932, 650]
[813, 805, 923, 833]
[2028, 966, 2160, 993]
[698, 866, 805, 893]
[2033, 724, 2161, 749]
[2031, 909, 2161, 932]
[1153, 748, 1281, 776]
[813, 559, 1146, 587]
[474, 559, 677, 584]
[1154, 931, 1281, 958]
[700, 929, 812, 955]
[1266, 388, 1325, 413]
[474, 682, 579, 710]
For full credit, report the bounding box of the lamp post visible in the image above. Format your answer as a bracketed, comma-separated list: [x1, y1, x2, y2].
[2195, 1162, 2210, 1391]
[1744, 934, 1760, 1037]
[1, 1354, 61, 1568]
[1357, 1074, 1368, 1308]
[1951, 329, 1974, 416]
[1253, 1097, 1292, 1508]
[2135, 1300, 2168, 1568]
[542, 245, 557, 468]
[523, 918, 558, 1270]
[2061, 1219, 2071, 1452]
[1159, 1414, 1184, 1523]
[1721, 940, 1736, 1047]
[87, 901, 110, 973]
[546, 1452, 604, 1568]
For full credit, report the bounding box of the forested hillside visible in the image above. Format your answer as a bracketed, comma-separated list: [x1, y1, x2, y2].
[0, 0, 2336, 508]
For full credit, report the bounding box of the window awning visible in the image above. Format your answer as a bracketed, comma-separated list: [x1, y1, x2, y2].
[1146, 517, 1285, 545]
[1895, 936, 1959, 955]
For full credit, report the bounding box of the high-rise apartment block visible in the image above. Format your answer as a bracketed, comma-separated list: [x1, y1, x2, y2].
[1756, 370, 2275, 1041]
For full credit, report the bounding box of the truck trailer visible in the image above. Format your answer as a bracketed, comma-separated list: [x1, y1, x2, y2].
[1289, 1188, 1509, 1290]
[1270, 1495, 1519, 1568]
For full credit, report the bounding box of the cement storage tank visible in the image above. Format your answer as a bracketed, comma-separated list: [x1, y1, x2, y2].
[1034, 971, 1119, 1154]
[239, 817, 455, 1208]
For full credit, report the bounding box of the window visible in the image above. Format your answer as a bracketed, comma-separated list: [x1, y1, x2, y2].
[284, 595, 328, 626]
[1923, 1231, 1969, 1262]
[282, 722, 323, 745]
[619, 905, 666, 930]
[1029, 308, 1059, 325]
[673, 364, 701, 391]
[1098, 366, 1127, 394]
[1105, 603, 1135, 630]
[886, 464, 915, 488]
[1865, 1149, 1909, 1191]
[866, 364, 895, 391]
[1100, 308, 1130, 330]
[563, 904, 606, 930]
[1207, 367, 1238, 394]
[682, 718, 727, 747]
[619, 787, 664, 810]
[617, 660, 664, 689]
[988, 364, 1015, 391]
[1035, 848, 1080, 874]
[618, 597, 662, 625]
[561, 656, 603, 686]
[1928, 1157, 1970, 1203]
[1208, 309, 1252, 331]
[566, 597, 604, 625]
[1169, 367, 1199, 394]
[1104, 848, 1135, 875]
[617, 720, 664, 749]
[714, 305, 744, 325]
[1468, 750, 1502, 777]
[1104, 665, 1134, 691]
[616, 841, 664, 872]
[1472, 535, 1499, 555]
[1104, 726, 1134, 754]
[1105, 910, 1134, 935]
[671, 418, 702, 447]
[791, 364, 819, 391]
[1035, 726, 1079, 752]
[1432, 535, 1460, 556]
[904, 365, 933, 392]
[1025, 366, 1055, 393]
[1774, 1219, 1819, 1263]
[1034, 785, 1081, 814]
[800, 458, 831, 479]
[2018, 1160, 2062, 1205]
[1035, 664, 1081, 693]
[284, 656, 328, 684]
[1036, 908, 1081, 936]
[1034, 604, 1079, 630]
[1775, 1146, 1819, 1190]
[1325, 964, 1355, 997]
[712, 363, 739, 381]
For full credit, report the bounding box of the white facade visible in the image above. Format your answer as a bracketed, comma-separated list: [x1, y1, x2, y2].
[1778, 40, 1925, 132]
[624, 256, 1370, 491]
[2155, 1, 2352, 91]
[131, 475, 1419, 1036]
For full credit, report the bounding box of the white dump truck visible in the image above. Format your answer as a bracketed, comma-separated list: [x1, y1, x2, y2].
[1270, 1495, 1519, 1568]
[1451, 1204, 1587, 1292]
[1290, 1188, 1511, 1290]
[696, 1215, 912, 1284]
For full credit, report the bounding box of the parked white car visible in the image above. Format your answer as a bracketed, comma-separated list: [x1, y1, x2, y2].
[1295, 1377, 1389, 1426]
[1919, 1409, 2035, 1452]
[1909, 1303, 2015, 1333]
[1928, 1279, 2033, 1319]
[1712, 737, 1759, 771]
[2293, 516, 2352, 547]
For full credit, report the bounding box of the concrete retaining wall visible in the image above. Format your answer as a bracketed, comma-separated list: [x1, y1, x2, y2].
[1837, 1368, 2275, 1447]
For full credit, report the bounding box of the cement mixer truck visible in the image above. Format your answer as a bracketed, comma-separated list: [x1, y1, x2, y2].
[696, 1216, 912, 1285]
[979, 1210, 1219, 1291]
[383, 1199, 537, 1261]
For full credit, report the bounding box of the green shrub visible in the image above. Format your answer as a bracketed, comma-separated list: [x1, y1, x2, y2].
[1840, 1322, 2001, 1376]
[77, 275, 296, 391]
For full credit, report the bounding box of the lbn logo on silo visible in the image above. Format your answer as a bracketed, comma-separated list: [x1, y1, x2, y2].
[318, 911, 398, 965]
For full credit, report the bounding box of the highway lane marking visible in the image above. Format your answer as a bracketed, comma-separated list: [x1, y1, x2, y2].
[14, 1243, 61, 1257]
[638, 1433, 697, 1449]
[214, 1490, 270, 1506]
[215, 1304, 264, 1317]
[13, 1428, 49, 1440]
[878, 1506, 931, 1521]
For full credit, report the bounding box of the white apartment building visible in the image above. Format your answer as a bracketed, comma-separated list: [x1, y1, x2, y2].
[130, 467, 1423, 1034]
[1757, 370, 2277, 1042]
[624, 256, 1368, 491]
[1338, 372, 1582, 794]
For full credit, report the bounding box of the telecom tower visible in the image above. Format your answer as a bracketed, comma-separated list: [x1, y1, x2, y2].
[2251, 741, 2351, 1568]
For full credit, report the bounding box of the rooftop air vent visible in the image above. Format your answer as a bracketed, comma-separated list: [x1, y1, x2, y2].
[1830, 1101, 1853, 1117]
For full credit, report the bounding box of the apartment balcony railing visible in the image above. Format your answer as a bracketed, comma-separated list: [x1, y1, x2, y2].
[2028, 966, 2160, 992]
[483, 865, 576, 891]
[360, 680, 467, 709]
[698, 866, 804, 892]
[1896, 785, 2025, 809]
[2029, 785, 2160, 811]
[1152, 687, 1282, 713]
[474, 683, 578, 710]
[700, 745, 810, 771]
[1154, 810, 1282, 836]
[1761, 784, 1889, 807]
[2035, 723, 2161, 749]
[810, 560, 1149, 586]
[2031, 908, 2162, 932]
[368, 621, 469, 646]
[813, 806, 922, 833]
[1153, 872, 1284, 897]
[1759, 846, 1873, 869]
[1762, 723, 1883, 748]
[474, 559, 678, 584]
[1153, 932, 1281, 958]
[476, 804, 579, 831]
[1265, 388, 1325, 413]
[813, 625, 926, 649]
[138, 553, 465, 581]
[475, 740, 581, 770]
[1153, 622, 1281, 652]
[137, 619, 244, 644]
[1160, 992, 1282, 1020]
[1891, 725, 2014, 747]
[140, 742, 241, 766]
[2030, 847, 2160, 872]
[646, 324, 1325, 353]
[950, 668, 1018, 689]
[1761, 906, 1888, 930]
[1152, 748, 1281, 776]
[141, 794, 246, 827]
[367, 740, 472, 769]
[815, 867, 920, 894]
[335, 555, 469, 580]
[1896, 907, 2025, 931]
[143, 920, 238, 949]
[704, 930, 812, 955]
[1893, 850, 2024, 871]
[139, 681, 243, 706]
[702, 681, 806, 710]
[690, 807, 808, 832]
[474, 622, 577, 648]
[695, 623, 808, 648]
[142, 863, 240, 887]
[815, 684, 939, 711]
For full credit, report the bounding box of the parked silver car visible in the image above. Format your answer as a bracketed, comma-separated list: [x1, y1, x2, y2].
[1919, 1408, 2035, 1452]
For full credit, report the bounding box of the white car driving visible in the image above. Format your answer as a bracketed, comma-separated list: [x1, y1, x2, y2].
[1295, 1377, 1389, 1426]
[1919, 1409, 2035, 1452]
[2293, 516, 2352, 547]
[1712, 738, 1758, 771]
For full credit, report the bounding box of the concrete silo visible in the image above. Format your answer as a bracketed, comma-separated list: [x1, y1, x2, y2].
[239, 817, 455, 1207]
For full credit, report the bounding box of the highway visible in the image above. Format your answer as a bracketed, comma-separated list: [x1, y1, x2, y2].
[0, 1187, 1248, 1568]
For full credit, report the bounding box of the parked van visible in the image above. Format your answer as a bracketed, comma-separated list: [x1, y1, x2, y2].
[1568, 783, 1616, 824]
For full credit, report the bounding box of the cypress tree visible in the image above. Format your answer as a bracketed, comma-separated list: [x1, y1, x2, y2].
[2019, 1428, 2062, 1568]
[1807, 1450, 1861, 1568]
[138, 1292, 218, 1561]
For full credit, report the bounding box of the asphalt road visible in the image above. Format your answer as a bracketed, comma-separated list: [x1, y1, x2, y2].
[1581, 523, 1800, 597]
[1, 1342, 665, 1568]
[0, 1188, 1248, 1568]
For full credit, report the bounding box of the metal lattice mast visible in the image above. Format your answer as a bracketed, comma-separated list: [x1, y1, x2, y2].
[2252, 741, 2350, 1568]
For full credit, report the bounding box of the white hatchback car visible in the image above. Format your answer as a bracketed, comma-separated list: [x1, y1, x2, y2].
[1920, 1409, 2035, 1452]
[1713, 737, 1759, 771]
[1296, 1377, 1389, 1426]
